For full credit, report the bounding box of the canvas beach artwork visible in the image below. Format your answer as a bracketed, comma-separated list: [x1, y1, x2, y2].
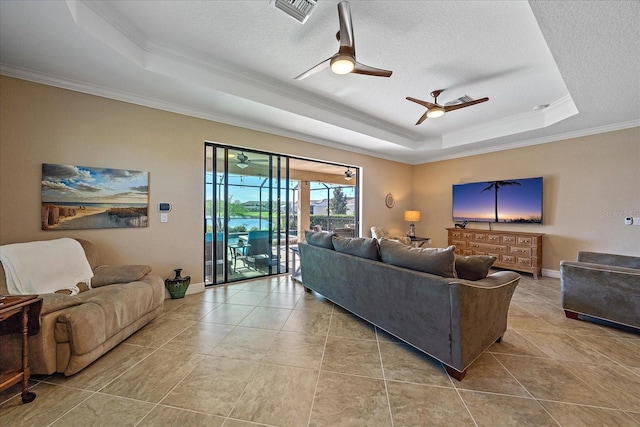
[41, 163, 149, 230]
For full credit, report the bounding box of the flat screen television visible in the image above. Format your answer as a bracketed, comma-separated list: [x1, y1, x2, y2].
[452, 177, 543, 224]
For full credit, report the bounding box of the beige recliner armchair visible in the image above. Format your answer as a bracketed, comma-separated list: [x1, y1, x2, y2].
[370, 226, 411, 245]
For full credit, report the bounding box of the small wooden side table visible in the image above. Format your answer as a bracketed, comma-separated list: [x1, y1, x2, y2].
[409, 236, 431, 248]
[0, 295, 43, 403]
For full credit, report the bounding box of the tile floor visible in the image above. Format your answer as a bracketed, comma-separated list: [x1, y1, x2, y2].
[2, 274, 639, 426]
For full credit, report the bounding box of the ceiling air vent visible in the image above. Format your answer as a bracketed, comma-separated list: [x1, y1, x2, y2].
[445, 95, 474, 106]
[272, 0, 318, 24]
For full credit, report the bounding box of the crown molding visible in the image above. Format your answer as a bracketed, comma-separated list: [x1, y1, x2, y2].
[2, 65, 636, 166]
[442, 95, 578, 149]
[0, 65, 406, 162]
[420, 120, 640, 164]
[65, 0, 419, 147]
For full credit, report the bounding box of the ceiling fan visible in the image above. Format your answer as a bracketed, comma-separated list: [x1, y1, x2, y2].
[344, 167, 354, 180]
[295, 1, 392, 80]
[406, 90, 489, 125]
[234, 152, 269, 169]
[235, 152, 251, 169]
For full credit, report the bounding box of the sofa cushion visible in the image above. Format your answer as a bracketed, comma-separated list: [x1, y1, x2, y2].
[454, 255, 497, 280]
[305, 231, 335, 250]
[91, 265, 151, 287]
[332, 236, 381, 261]
[379, 239, 456, 278]
[55, 281, 160, 354]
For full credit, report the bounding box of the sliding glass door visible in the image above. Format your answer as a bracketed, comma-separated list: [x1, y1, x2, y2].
[205, 143, 359, 285]
[205, 145, 289, 284]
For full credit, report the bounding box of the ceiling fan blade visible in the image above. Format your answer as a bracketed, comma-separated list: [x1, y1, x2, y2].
[294, 57, 332, 80]
[337, 1, 354, 50]
[406, 96, 438, 109]
[444, 97, 489, 112]
[352, 62, 392, 77]
[415, 111, 430, 126]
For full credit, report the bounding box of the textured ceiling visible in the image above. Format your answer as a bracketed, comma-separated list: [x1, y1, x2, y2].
[0, 1, 638, 164]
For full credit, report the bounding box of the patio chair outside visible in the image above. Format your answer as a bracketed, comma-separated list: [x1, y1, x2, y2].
[246, 230, 274, 271]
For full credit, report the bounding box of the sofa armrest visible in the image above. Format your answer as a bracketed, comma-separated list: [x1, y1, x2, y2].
[40, 293, 83, 315]
[449, 271, 521, 370]
[577, 252, 640, 269]
[560, 260, 640, 328]
[0, 295, 78, 375]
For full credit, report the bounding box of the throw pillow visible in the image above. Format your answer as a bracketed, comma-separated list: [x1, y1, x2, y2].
[304, 230, 336, 250]
[91, 264, 151, 287]
[454, 255, 497, 281]
[332, 236, 381, 261]
[379, 239, 456, 278]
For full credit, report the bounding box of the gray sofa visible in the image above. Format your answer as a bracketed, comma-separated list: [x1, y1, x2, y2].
[561, 251, 640, 329]
[299, 233, 521, 380]
[0, 239, 164, 376]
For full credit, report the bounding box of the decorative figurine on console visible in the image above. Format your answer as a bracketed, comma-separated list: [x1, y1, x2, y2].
[454, 221, 467, 229]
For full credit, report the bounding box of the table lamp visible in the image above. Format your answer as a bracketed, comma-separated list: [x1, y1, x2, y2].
[404, 210, 421, 237]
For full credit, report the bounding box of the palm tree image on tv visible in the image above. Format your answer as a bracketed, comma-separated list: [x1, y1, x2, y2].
[452, 177, 543, 224]
[480, 180, 521, 223]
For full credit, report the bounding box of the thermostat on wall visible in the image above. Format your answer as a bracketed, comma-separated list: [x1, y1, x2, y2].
[158, 203, 172, 212]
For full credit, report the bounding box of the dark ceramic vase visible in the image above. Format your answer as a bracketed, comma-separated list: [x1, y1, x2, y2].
[165, 268, 191, 299]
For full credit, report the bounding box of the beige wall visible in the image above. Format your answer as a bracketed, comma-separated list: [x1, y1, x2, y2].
[413, 127, 640, 274]
[2, 77, 637, 280]
[0, 77, 412, 282]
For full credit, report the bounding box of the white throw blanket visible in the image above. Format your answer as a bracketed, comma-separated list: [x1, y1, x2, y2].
[0, 238, 94, 295]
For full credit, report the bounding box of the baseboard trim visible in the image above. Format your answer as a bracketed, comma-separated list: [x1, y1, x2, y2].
[542, 268, 560, 279]
[186, 282, 206, 295]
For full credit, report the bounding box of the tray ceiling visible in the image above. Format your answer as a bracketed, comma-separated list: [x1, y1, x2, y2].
[0, 1, 638, 164]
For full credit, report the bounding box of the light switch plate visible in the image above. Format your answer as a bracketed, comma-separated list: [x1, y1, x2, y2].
[160, 213, 168, 223]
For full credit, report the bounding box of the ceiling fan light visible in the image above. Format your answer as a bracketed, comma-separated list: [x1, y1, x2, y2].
[426, 107, 445, 119]
[330, 55, 355, 75]
[237, 162, 249, 169]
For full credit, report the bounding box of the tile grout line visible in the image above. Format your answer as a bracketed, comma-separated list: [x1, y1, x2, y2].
[487, 352, 565, 426]
[45, 389, 98, 427]
[305, 301, 334, 427]
[448, 372, 479, 427]
[206, 336, 262, 422]
[375, 326, 395, 427]
[213, 282, 293, 425]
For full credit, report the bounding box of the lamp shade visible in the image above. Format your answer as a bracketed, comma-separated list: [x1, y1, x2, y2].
[404, 210, 421, 222]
